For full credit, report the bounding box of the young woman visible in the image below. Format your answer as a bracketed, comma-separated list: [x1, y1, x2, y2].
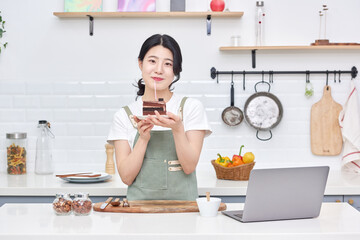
[107, 34, 211, 200]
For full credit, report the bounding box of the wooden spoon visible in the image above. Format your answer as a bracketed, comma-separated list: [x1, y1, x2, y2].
[206, 192, 210, 202]
[56, 173, 101, 178]
[110, 198, 121, 206]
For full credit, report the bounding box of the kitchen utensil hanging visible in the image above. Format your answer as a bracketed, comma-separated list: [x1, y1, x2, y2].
[305, 71, 314, 98]
[221, 72, 244, 126]
[310, 84, 343, 155]
[244, 76, 283, 141]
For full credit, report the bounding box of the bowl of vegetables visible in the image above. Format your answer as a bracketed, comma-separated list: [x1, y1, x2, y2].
[211, 145, 255, 180]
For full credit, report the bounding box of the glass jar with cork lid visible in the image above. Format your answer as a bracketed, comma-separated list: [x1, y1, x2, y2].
[53, 193, 73, 215]
[72, 192, 92, 216]
[6, 132, 27, 175]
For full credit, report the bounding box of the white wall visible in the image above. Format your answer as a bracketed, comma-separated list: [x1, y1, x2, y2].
[0, 0, 359, 173]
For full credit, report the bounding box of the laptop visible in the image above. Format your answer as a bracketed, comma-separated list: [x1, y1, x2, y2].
[222, 166, 329, 222]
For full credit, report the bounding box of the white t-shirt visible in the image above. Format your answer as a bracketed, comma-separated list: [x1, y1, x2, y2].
[107, 93, 212, 149]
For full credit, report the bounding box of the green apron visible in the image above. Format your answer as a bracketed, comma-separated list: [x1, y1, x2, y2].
[123, 97, 198, 201]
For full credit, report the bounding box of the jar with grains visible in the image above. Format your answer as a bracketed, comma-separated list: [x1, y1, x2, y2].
[6, 133, 27, 175]
[53, 193, 73, 215]
[73, 193, 92, 216]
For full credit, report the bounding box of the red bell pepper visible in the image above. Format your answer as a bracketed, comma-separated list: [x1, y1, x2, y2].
[231, 145, 245, 166]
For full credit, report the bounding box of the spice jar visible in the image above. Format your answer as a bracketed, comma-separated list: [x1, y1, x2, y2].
[6, 132, 27, 175]
[72, 193, 92, 216]
[53, 193, 73, 215]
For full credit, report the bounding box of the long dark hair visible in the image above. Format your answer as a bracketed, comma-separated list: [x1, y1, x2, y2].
[135, 34, 182, 98]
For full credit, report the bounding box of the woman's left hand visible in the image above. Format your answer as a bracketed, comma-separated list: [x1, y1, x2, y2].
[147, 111, 183, 133]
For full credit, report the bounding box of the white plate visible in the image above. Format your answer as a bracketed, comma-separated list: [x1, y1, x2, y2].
[60, 172, 112, 183]
[66, 172, 108, 180]
[62, 175, 112, 183]
[136, 115, 169, 120]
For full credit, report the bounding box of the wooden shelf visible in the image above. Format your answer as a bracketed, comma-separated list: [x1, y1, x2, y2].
[53, 11, 243, 36]
[220, 45, 360, 69]
[220, 45, 360, 51]
[53, 11, 244, 18]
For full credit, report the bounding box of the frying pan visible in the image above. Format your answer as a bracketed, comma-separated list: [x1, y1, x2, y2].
[244, 81, 283, 141]
[222, 74, 244, 126]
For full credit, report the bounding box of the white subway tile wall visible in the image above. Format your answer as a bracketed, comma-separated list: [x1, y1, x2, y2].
[1, 77, 359, 173]
[0, 0, 360, 174]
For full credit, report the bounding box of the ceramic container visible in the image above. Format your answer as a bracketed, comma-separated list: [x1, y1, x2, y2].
[196, 197, 221, 217]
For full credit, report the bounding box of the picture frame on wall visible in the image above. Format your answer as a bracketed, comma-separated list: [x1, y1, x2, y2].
[117, 0, 155, 12]
[64, 0, 103, 12]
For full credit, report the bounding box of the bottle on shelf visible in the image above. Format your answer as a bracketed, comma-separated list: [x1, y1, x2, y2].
[255, 1, 265, 46]
[35, 120, 55, 175]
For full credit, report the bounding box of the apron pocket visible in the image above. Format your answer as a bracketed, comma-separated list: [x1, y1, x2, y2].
[139, 158, 167, 190]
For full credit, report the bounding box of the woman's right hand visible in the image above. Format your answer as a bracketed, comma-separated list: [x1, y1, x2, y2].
[134, 116, 154, 141]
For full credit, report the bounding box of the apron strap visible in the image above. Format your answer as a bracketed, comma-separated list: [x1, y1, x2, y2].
[123, 106, 137, 129]
[178, 97, 188, 120]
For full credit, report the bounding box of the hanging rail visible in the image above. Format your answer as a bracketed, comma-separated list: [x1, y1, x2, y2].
[210, 66, 358, 83]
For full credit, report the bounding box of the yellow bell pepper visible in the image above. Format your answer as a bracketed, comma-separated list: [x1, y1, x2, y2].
[216, 153, 230, 167]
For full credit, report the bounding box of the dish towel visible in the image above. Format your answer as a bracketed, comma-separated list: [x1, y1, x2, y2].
[339, 81, 360, 173]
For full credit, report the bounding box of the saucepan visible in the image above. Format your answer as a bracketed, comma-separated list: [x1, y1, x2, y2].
[222, 73, 244, 126]
[244, 81, 283, 141]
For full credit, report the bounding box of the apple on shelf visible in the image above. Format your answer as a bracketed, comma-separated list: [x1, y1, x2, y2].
[210, 0, 225, 12]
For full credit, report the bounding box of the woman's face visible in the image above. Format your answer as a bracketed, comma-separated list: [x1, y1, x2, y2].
[139, 45, 175, 95]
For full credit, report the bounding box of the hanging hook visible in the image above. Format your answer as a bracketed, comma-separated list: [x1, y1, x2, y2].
[306, 70, 310, 83]
[326, 70, 329, 87]
[269, 71, 274, 83]
[243, 71, 246, 90]
[334, 70, 337, 83]
[231, 71, 234, 85]
[261, 71, 265, 83]
[338, 70, 341, 83]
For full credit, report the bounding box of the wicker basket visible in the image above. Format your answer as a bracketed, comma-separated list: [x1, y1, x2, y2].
[211, 160, 255, 180]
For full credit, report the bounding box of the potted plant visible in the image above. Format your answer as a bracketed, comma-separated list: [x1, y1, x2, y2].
[0, 11, 8, 54]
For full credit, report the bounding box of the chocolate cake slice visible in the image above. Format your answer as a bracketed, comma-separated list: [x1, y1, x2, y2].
[143, 98, 167, 115]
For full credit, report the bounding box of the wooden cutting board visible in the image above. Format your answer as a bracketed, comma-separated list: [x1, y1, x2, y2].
[310, 86, 343, 155]
[93, 200, 227, 213]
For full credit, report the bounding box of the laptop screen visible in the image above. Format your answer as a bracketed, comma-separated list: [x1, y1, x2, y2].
[237, 166, 329, 222]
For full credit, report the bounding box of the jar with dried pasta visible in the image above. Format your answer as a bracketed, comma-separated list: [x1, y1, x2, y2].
[6, 132, 27, 175]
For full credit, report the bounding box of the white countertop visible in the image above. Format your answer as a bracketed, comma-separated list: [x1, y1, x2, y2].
[1, 170, 360, 196]
[0, 203, 359, 239]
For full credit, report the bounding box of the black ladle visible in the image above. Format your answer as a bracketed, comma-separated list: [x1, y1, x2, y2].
[221, 73, 244, 126]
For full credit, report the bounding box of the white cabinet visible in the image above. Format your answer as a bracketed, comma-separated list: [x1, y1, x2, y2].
[344, 196, 360, 211]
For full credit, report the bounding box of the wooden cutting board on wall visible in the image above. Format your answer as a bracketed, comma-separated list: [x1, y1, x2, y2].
[93, 200, 227, 213]
[310, 86, 343, 155]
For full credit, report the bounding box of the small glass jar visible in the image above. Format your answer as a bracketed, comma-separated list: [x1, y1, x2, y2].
[53, 193, 73, 215]
[6, 132, 27, 175]
[72, 193, 92, 216]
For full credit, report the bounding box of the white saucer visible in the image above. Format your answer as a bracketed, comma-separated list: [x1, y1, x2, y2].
[136, 115, 169, 120]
